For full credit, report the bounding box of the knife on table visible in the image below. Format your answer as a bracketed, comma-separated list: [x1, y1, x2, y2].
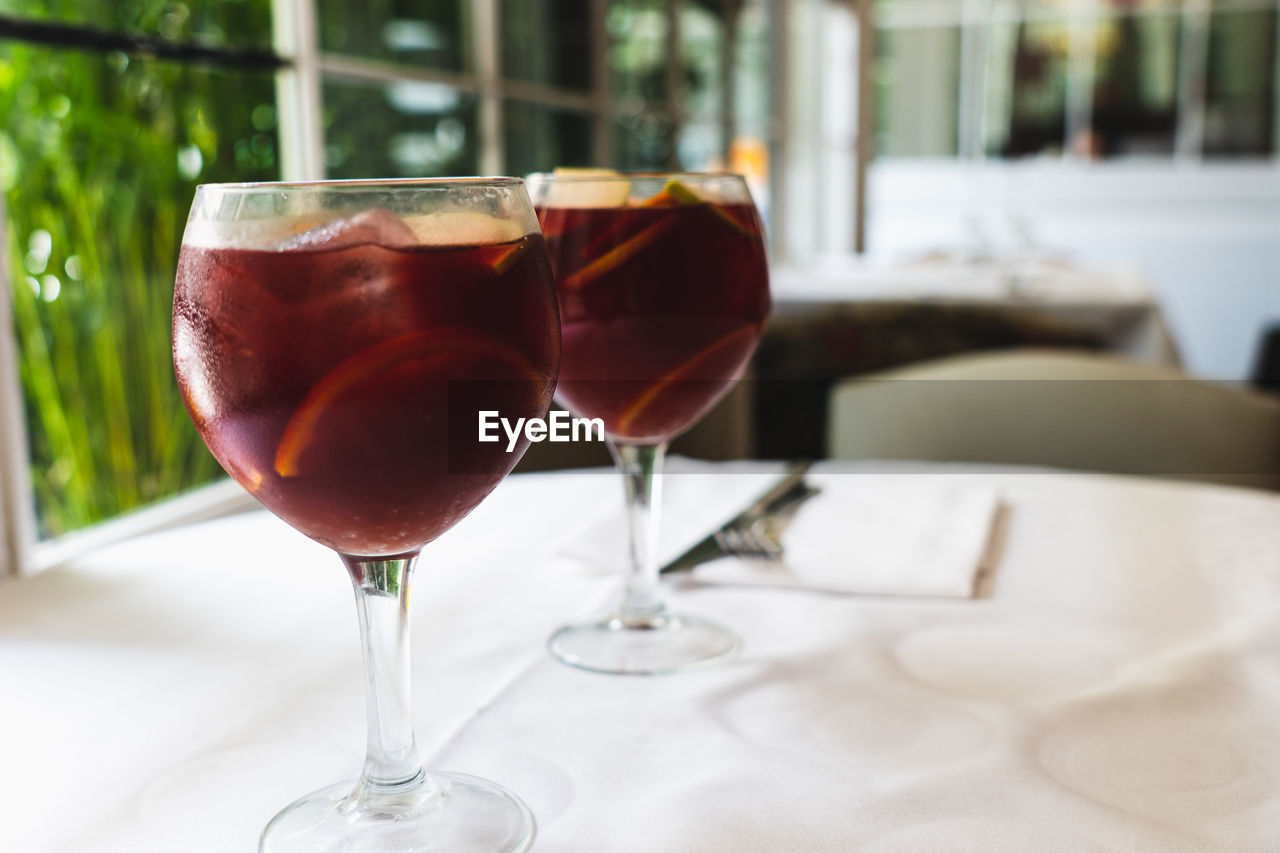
[659, 462, 816, 575]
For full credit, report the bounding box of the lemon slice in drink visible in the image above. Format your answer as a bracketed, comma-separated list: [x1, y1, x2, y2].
[400, 212, 526, 247]
[543, 168, 631, 208]
[400, 212, 529, 273]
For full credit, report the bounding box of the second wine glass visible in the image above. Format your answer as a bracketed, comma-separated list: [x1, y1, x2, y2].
[528, 171, 771, 675]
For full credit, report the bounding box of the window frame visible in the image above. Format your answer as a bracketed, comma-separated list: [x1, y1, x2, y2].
[286, 0, 746, 180]
[0, 0, 773, 575]
[0, 194, 36, 577]
[0, 12, 295, 576]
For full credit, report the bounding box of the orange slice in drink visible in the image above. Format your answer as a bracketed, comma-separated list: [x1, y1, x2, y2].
[615, 324, 761, 435]
[482, 241, 523, 275]
[559, 215, 679, 291]
[640, 179, 702, 208]
[641, 179, 755, 237]
[274, 327, 545, 477]
[580, 208, 672, 262]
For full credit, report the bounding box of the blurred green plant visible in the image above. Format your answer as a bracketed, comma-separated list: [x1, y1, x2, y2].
[1, 0, 276, 537]
[0, 0, 273, 48]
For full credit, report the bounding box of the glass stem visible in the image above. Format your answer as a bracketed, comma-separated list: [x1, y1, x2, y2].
[610, 441, 669, 627]
[342, 555, 433, 809]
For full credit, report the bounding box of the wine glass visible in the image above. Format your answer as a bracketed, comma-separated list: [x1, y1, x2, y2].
[172, 178, 560, 852]
[527, 172, 771, 675]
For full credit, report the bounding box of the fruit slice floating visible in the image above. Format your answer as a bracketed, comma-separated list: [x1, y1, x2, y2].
[544, 168, 631, 208]
[579, 208, 671, 262]
[482, 240, 524, 275]
[579, 181, 696, 260]
[559, 214, 679, 291]
[641, 179, 755, 237]
[274, 327, 544, 477]
[640, 179, 702, 208]
[615, 324, 761, 435]
[401, 212, 526, 247]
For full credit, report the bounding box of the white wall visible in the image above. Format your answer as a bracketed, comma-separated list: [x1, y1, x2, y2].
[865, 160, 1280, 381]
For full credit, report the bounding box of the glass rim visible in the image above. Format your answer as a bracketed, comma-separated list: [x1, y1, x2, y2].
[524, 171, 749, 184]
[194, 176, 526, 193]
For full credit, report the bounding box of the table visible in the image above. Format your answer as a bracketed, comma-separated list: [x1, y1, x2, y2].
[749, 260, 1180, 459]
[772, 257, 1180, 368]
[3, 462, 1279, 851]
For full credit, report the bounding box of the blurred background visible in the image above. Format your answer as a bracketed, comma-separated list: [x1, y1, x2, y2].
[0, 0, 1277, 552]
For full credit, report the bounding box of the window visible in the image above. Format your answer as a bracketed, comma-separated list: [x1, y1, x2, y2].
[1203, 3, 1277, 156]
[875, 19, 961, 157]
[0, 0, 772, 573]
[1, 3, 281, 560]
[322, 77, 481, 177]
[316, 0, 467, 71]
[873, 0, 1280, 161]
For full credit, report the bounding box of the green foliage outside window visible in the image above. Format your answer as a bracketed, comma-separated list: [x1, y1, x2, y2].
[1, 0, 277, 537]
[0, 0, 273, 48]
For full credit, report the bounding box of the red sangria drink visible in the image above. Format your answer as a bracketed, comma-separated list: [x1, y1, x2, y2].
[528, 171, 771, 675]
[539, 182, 769, 442]
[173, 179, 556, 853]
[175, 212, 558, 557]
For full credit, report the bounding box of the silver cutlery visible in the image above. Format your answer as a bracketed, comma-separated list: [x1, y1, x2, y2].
[660, 464, 821, 574]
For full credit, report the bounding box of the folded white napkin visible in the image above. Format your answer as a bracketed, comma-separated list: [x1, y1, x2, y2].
[557, 459, 1000, 598]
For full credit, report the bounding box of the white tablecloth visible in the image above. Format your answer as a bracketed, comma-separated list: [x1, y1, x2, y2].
[3, 462, 1280, 851]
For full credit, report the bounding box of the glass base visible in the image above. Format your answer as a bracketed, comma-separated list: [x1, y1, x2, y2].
[259, 772, 535, 853]
[548, 611, 740, 675]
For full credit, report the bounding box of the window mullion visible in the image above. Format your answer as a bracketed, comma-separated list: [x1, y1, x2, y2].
[590, 0, 613, 165]
[1175, 0, 1212, 161]
[0, 196, 36, 578]
[474, 0, 504, 175]
[272, 0, 325, 180]
[720, 0, 738, 166]
[318, 53, 481, 93]
[957, 0, 990, 160]
[500, 80, 595, 112]
[853, 0, 872, 254]
[1064, 0, 1098, 161]
[767, 0, 789, 262]
[666, 0, 685, 169]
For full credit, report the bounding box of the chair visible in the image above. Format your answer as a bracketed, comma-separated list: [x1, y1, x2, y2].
[827, 349, 1280, 491]
[1251, 324, 1280, 394]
